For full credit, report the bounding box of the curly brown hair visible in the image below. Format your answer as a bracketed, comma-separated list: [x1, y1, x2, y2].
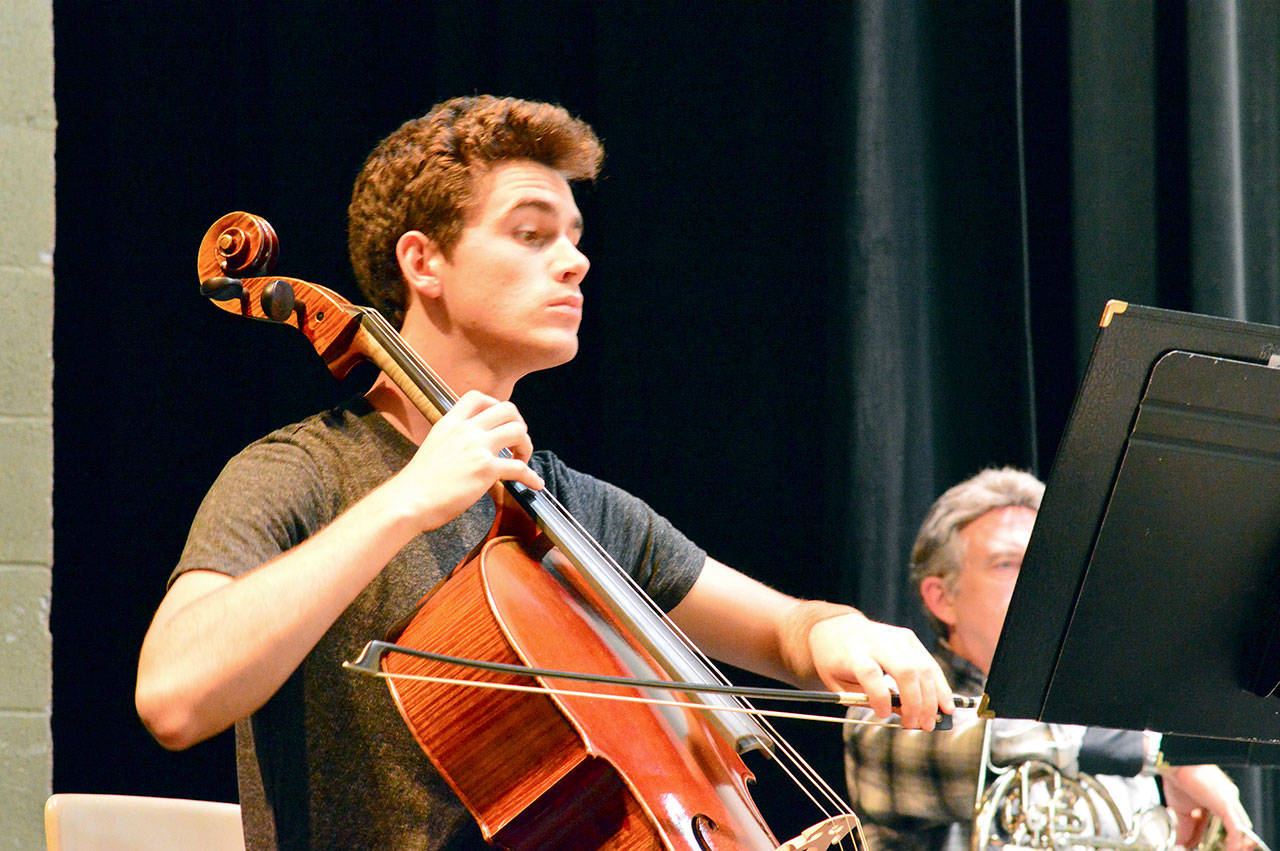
[347, 96, 604, 327]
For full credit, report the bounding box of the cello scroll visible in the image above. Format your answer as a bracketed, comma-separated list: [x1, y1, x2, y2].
[197, 211, 365, 379]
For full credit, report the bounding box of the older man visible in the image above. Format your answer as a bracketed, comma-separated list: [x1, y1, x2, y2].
[844, 467, 1257, 851]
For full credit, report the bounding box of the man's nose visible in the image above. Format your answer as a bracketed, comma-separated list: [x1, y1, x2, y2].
[554, 238, 589, 284]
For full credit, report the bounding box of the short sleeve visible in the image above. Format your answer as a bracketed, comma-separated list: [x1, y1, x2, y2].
[170, 431, 332, 586]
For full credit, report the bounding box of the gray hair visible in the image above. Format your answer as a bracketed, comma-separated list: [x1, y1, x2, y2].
[910, 467, 1044, 637]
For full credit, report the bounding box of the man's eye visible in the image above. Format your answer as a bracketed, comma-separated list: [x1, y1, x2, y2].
[516, 229, 544, 245]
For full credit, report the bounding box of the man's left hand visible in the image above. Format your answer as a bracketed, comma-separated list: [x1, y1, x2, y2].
[1161, 764, 1256, 851]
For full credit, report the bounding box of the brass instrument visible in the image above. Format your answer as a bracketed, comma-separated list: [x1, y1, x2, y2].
[971, 723, 1230, 851]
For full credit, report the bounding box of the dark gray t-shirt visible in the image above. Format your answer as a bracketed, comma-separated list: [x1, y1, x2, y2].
[171, 398, 705, 849]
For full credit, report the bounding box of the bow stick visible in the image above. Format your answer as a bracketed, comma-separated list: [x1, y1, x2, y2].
[346, 638, 977, 728]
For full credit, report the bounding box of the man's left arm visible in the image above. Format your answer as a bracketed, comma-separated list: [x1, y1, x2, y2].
[1076, 731, 1258, 851]
[668, 557, 954, 730]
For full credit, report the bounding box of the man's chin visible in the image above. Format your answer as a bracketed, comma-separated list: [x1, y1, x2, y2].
[522, 338, 580, 374]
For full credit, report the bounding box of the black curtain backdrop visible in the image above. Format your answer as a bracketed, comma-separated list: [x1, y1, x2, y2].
[50, 0, 1277, 844]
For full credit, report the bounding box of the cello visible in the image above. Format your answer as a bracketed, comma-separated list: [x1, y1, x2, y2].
[197, 211, 873, 850]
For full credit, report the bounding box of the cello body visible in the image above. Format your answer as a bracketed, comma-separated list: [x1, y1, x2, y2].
[382, 501, 778, 849]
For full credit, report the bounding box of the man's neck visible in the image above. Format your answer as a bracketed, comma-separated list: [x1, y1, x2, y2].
[364, 377, 433, 444]
[364, 318, 521, 445]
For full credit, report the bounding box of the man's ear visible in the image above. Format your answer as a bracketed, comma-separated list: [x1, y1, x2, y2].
[919, 576, 957, 629]
[396, 230, 443, 299]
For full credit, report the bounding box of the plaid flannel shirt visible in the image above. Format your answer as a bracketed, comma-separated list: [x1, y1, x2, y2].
[843, 642, 1159, 851]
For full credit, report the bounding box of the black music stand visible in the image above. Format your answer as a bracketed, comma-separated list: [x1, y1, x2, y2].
[985, 301, 1280, 749]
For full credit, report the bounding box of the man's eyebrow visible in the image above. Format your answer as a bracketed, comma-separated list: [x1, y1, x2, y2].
[504, 198, 584, 232]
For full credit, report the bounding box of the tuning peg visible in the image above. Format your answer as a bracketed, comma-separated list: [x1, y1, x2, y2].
[200, 277, 245, 301]
[261, 279, 296, 322]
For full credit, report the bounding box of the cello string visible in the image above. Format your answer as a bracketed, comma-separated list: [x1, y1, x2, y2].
[753, 709, 855, 822]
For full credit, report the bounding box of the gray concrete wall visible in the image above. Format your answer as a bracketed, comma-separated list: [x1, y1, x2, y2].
[0, 0, 56, 847]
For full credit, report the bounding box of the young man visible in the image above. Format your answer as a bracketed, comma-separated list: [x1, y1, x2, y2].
[136, 95, 954, 849]
[844, 467, 1256, 851]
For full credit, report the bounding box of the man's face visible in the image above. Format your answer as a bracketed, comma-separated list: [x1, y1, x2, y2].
[427, 159, 589, 377]
[925, 505, 1036, 675]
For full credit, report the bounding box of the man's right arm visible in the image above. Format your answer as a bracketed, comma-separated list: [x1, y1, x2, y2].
[135, 473, 437, 750]
[135, 391, 542, 750]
